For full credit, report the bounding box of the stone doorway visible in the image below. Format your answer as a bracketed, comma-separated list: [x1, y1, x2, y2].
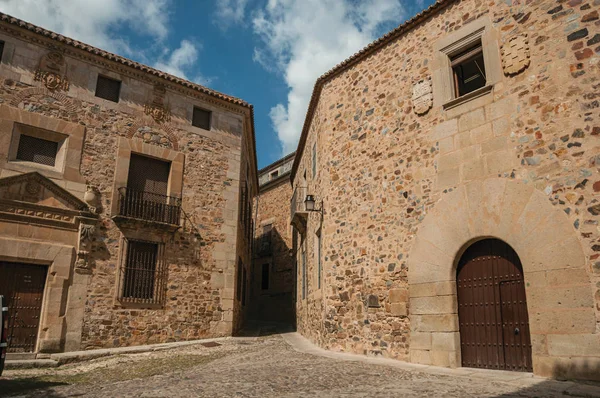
[456, 239, 532, 371]
[0, 262, 48, 353]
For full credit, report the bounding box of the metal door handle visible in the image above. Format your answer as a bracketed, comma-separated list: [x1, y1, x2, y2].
[514, 327, 520, 335]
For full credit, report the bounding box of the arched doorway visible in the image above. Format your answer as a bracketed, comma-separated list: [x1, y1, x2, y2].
[456, 238, 532, 372]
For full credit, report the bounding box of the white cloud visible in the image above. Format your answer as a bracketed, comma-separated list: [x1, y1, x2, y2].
[214, 0, 248, 30]
[0, 0, 170, 55]
[0, 0, 210, 84]
[155, 40, 199, 80]
[252, 0, 406, 154]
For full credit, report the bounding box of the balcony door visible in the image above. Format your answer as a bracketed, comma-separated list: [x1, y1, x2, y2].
[122, 154, 173, 223]
[127, 154, 170, 198]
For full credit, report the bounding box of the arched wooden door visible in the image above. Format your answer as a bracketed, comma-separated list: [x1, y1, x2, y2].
[456, 239, 532, 372]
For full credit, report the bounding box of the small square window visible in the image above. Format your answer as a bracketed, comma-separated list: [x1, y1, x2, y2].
[271, 170, 279, 179]
[95, 75, 121, 102]
[16, 135, 58, 166]
[192, 107, 211, 130]
[0, 41, 5, 63]
[451, 43, 486, 98]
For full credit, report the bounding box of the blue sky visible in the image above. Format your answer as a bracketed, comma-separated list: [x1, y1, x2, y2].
[0, 0, 435, 168]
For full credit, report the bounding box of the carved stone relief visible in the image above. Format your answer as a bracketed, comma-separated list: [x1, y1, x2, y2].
[501, 34, 531, 76]
[144, 83, 171, 123]
[34, 51, 70, 92]
[76, 223, 96, 270]
[412, 78, 433, 115]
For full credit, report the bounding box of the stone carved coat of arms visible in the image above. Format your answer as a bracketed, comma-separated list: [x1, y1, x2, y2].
[412, 78, 433, 115]
[34, 51, 70, 91]
[501, 34, 531, 76]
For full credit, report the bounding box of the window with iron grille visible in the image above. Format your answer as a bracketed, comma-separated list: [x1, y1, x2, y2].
[16, 134, 59, 166]
[261, 263, 269, 290]
[119, 239, 167, 305]
[451, 43, 486, 97]
[192, 107, 211, 130]
[95, 75, 121, 103]
[0, 41, 5, 63]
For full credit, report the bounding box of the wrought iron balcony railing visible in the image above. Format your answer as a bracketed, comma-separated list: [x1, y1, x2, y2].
[117, 187, 181, 226]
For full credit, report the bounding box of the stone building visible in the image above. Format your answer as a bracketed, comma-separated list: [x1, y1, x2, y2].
[250, 153, 295, 325]
[290, 0, 600, 380]
[0, 12, 257, 355]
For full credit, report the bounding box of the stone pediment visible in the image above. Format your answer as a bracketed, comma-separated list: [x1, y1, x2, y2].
[0, 172, 94, 229]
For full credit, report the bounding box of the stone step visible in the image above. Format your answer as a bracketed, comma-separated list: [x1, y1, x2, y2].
[6, 353, 36, 360]
[4, 359, 59, 369]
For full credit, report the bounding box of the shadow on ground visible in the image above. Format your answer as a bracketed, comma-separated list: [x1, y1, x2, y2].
[494, 360, 600, 397]
[0, 378, 68, 397]
[235, 321, 295, 338]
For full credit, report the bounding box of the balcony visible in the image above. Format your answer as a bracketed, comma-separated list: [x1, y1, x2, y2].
[115, 187, 181, 228]
[290, 186, 308, 233]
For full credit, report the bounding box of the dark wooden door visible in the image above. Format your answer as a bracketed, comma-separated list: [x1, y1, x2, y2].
[456, 239, 532, 372]
[0, 262, 47, 353]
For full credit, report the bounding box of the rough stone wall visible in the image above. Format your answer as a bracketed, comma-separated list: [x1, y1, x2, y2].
[0, 24, 255, 350]
[292, 0, 600, 371]
[251, 177, 295, 324]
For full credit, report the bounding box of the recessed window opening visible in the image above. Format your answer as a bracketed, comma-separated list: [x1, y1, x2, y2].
[261, 263, 269, 290]
[451, 43, 486, 97]
[95, 75, 121, 103]
[271, 170, 279, 179]
[192, 107, 211, 130]
[16, 135, 59, 166]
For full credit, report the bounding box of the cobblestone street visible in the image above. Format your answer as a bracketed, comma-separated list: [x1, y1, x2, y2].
[2, 333, 600, 397]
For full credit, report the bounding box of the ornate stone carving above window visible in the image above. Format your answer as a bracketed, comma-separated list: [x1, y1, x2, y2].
[412, 78, 433, 115]
[144, 103, 171, 124]
[144, 83, 171, 123]
[501, 34, 530, 76]
[34, 51, 69, 92]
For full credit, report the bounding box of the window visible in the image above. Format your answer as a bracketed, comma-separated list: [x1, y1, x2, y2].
[0, 41, 5, 62]
[433, 18, 501, 109]
[312, 143, 317, 179]
[261, 264, 269, 290]
[119, 239, 166, 305]
[451, 43, 486, 97]
[16, 135, 58, 166]
[316, 229, 322, 289]
[301, 245, 306, 300]
[192, 107, 211, 130]
[271, 170, 279, 179]
[258, 224, 273, 256]
[95, 75, 121, 102]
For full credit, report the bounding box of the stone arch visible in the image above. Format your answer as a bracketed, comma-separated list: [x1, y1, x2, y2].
[10, 86, 78, 114]
[127, 117, 179, 151]
[407, 178, 598, 378]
